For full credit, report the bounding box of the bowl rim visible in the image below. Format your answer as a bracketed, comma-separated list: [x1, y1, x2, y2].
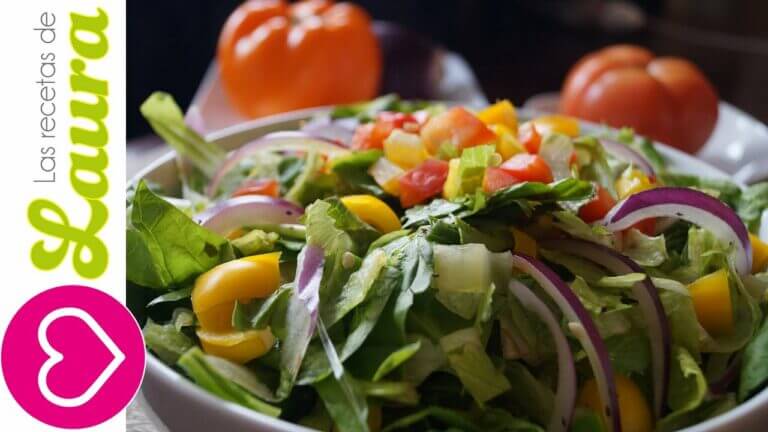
[131, 106, 766, 432]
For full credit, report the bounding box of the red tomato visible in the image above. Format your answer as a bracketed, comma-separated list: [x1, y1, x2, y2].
[351, 112, 420, 149]
[500, 154, 554, 183]
[578, 186, 616, 223]
[561, 45, 718, 154]
[399, 159, 449, 208]
[483, 167, 520, 193]
[232, 179, 280, 198]
[519, 122, 542, 154]
[420, 107, 496, 155]
[630, 218, 656, 236]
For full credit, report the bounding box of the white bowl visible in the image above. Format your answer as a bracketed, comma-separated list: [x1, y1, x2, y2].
[131, 107, 768, 432]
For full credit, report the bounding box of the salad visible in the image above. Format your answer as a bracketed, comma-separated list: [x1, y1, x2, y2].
[128, 92, 768, 432]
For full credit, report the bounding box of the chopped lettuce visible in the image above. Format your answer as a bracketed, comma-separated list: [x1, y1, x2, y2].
[622, 228, 668, 267]
[458, 144, 498, 194]
[285, 149, 337, 206]
[440, 327, 511, 404]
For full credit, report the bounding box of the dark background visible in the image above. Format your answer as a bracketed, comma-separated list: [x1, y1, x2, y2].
[127, 0, 768, 139]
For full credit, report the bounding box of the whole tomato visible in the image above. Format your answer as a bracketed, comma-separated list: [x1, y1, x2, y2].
[561, 45, 718, 154]
[218, 0, 382, 118]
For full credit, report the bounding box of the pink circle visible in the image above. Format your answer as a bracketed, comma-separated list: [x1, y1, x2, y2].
[1, 285, 145, 428]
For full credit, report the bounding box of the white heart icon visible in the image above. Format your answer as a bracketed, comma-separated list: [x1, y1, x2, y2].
[37, 307, 126, 408]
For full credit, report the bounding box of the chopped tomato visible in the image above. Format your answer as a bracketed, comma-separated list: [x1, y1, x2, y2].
[399, 159, 450, 208]
[519, 122, 542, 153]
[351, 112, 420, 150]
[420, 107, 496, 155]
[630, 218, 656, 236]
[231, 178, 280, 198]
[500, 154, 553, 183]
[483, 167, 520, 193]
[579, 186, 616, 223]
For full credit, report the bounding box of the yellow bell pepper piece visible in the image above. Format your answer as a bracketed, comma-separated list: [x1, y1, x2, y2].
[616, 168, 654, 200]
[579, 374, 652, 432]
[531, 114, 580, 137]
[383, 129, 428, 169]
[477, 100, 518, 133]
[751, 234, 768, 273]
[368, 157, 404, 196]
[688, 269, 733, 336]
[442, 158, 462, 200]
[489, 124, 524, 160]
[192, 252, 281, 331]
[197, 328, 275, 364]
[340, 195, 402, 233]
[511, 228, 538, 257]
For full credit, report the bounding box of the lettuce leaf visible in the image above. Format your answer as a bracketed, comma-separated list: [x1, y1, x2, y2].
[314, 373, 369, 432]
[285, 149, 338, 206]
[140, 92, 225, 179]
[458, 144, 498, 194]
[622, 228, 668, 267]
[440, 327, 511, 404]
[177, 348, 281, 417]
[304, 198, 380, 326]
[739, 316, 768, 401]
[127, 181, 235, 289]
[143, 319, 194, 365]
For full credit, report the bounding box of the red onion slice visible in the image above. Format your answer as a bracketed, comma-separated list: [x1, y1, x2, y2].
[207, 134, 349, 197]
[603, 187, 753, 275]
[543, 238, 670, 419]
[194, 195, 304, 235]
[300, 116, 358, 146]
[508, 280, 577, 432]
[512, 254, 622, 432]
[598, 139, 655, 177]
[281, 244, 325, 391]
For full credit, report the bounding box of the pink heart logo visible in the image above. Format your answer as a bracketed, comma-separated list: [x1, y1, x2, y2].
[2, 285, 145, 429]
[37, 307, 126, 407]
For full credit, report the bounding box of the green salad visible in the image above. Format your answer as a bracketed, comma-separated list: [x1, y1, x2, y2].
[128, 93, 768, 432]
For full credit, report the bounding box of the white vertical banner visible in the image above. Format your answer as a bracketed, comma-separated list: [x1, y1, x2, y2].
[0, 1, 132, 431]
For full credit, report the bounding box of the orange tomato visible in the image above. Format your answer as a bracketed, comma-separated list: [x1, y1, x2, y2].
[420, 107, 496, 155]
[579, 185, 616, 223]
[561, 45, 718, 154]
[499, 154, 553, 184]
[218, 0, 381, 118]
[231, 179, 280, 198]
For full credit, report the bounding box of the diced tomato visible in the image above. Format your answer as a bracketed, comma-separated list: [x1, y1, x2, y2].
[231, 178, 280, 198]
[630, 218, 656, 236]
[351, 123, 378, 149]
[519, 122, 542, 153]
[399, 159, 450, 208]
[352, 112, 420, 150]
[420, 107, 496, 155]
[499, 154, 553, 183]
[578, 185, 616, 223]
[483, 167, 520, 193]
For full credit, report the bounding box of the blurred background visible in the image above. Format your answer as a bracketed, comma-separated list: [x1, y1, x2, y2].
[127, 0, 768, 139]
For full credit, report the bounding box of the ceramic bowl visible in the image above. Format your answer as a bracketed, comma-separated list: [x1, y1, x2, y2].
[131, 107, 768, 432]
